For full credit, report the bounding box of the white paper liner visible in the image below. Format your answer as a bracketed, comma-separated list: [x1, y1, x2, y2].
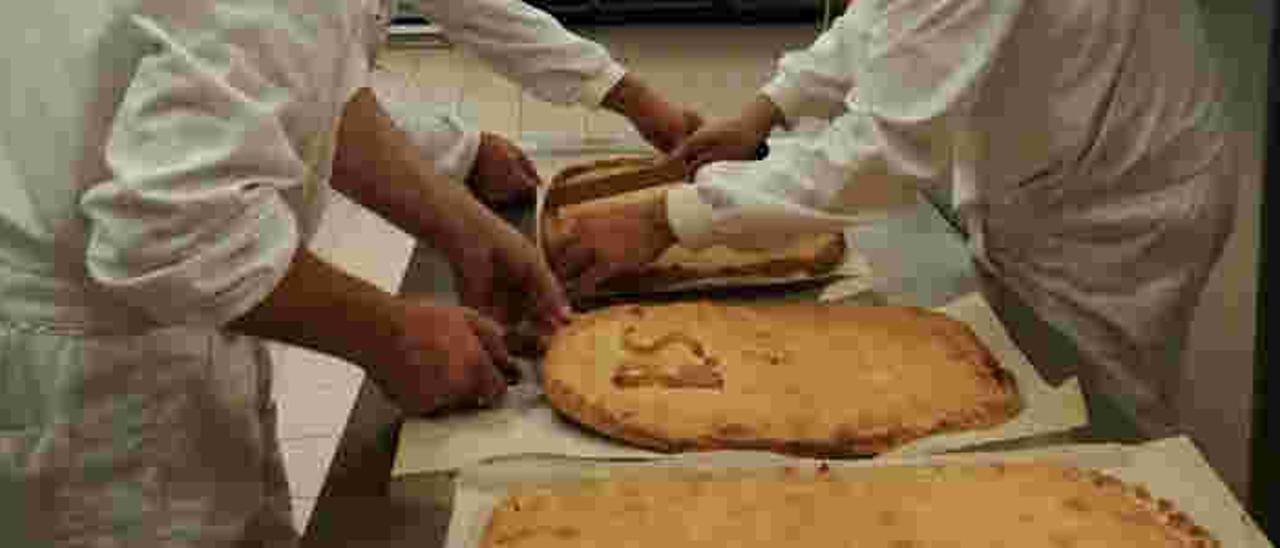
[443, 436, 1272, 548]
[392, 293, 1089, 477]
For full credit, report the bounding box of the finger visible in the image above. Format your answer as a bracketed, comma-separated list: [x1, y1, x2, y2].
[503, 322, 543, 362]
[544, 217, 577, 259]
[516, 151, 542, 188]
[657, 124, 684, 154]
[524, 252, 573, 329]
[501, 142, 540, 196]
[670, 140, 696, 165]
[670, 129, 710, 164]
[688, 151, 714, 175]
[546, 224, 584, 277]
[464, 340, 507, 406]
[574, 262, 617, 296]
[688, 139, 727, 172]
[471, 339, 509, 403]
[466, 308, 513, 372]
[477, 361, 508, 404]
[448, 313, 507, 404]
[556, 242, 598, 284]
[519, 321, 556, 353]
[515, 169, 540, 197]
[684, 110, 705, 135]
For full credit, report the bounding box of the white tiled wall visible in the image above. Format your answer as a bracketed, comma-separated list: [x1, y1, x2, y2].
[271, 25, 816, 533]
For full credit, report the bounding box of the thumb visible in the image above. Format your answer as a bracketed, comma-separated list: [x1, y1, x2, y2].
[671, 126, 713, 166]
[574, 262, 618, 296]
[670, 140, 695, 166]
[463, 309, 516, 381]
[683, 110, 705, 135]
[524, 250, 573, 328]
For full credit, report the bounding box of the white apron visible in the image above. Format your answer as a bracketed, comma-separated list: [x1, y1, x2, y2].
[1, 1, 368, 545]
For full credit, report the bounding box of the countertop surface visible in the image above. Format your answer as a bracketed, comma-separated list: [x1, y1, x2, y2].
[298, 178, 1114, 547]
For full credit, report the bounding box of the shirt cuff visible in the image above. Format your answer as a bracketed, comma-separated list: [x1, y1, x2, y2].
[759, 79, 807, 127]
[665, 184, 719, 250]
[579, 62, 628, 109]
[450, 129, 483, 184]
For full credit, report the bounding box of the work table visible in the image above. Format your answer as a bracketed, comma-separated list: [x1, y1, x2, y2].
[298, 175, 1117, 546]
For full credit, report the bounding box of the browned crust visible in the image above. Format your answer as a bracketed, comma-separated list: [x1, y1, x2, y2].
[542, 303, 1023, 459]
[548, 156, 660, 190]
[595, 235, 848, 293]
[1078, 468, 1222, 547]
[478, 463, 1219, 547]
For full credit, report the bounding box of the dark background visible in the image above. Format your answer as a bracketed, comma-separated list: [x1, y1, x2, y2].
[394, 0, 825, 25]
[1252, 0, 1277, 537]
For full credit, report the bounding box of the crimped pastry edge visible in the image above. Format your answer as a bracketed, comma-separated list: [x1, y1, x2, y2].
[542, 303, 1023, 459]
[478, 462, 1220, 547]
[548, 156, 661, 190]
[595, 234, 849, 293]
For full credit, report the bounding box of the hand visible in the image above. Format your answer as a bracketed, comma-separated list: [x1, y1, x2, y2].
[630, 102, 704, 154]
[546, 191, 676, 294]
[447, 217, 572, 335]
[370, 302, 514, 415]
[603, 74, 704, 154]
[466, 132, 542, 207]
[672, 95, 782, 174]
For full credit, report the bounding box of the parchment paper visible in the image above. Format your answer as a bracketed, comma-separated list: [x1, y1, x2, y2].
[391, 292, 1089, 477]
[444, 436, 1272, 548]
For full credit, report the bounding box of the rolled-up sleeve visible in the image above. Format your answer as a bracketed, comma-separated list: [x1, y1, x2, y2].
[670, 0, 1023, 250]
[760, 10, 859, 124]
[416, 0, 626, 108]
[80, 11, 310, 327]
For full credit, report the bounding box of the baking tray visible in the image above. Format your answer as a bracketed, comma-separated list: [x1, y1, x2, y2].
[444, 436, 1273, 548]
[533, 156, 874, 300]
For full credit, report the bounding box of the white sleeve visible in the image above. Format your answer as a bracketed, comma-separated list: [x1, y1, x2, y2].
[380, 98, 481, 184]
[760, 10, 859, 124]
[669, 0, 1024, 250]
[80, 8, 311, 327]
[415, 0, 626, 108]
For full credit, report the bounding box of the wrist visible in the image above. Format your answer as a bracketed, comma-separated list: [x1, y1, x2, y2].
[463, 132, 491, 189]
[229, 249, 407, 373]
[740, 94, 784, 139]
[601, 73, 652, 119]
[344, 297, 411, 372]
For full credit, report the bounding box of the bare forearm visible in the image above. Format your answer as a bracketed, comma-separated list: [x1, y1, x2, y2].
[331, 88, 497, 258]
[228, 247, 403, 371]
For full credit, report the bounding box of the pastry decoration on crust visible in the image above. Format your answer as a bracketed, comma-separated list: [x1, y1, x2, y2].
[542, 302, 1021, 458]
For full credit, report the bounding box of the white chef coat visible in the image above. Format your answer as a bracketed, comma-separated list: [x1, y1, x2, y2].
[360, 0, 627, 182]
[1, 0, 367, 545]
[666, 0, 1238, 435]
